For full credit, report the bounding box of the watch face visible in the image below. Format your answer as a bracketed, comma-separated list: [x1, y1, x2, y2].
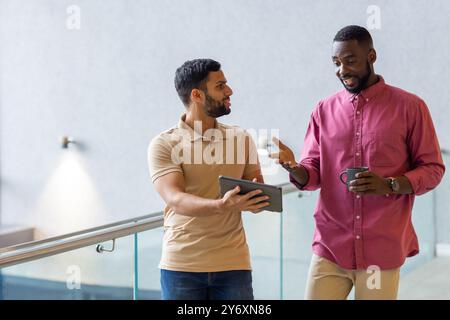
[393, 179, 400, 192]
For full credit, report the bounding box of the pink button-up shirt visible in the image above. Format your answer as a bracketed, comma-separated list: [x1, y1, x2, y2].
[291, 76, 445, 270]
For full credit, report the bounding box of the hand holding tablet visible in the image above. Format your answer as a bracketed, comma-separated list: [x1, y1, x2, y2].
[219, 176, 283, 212]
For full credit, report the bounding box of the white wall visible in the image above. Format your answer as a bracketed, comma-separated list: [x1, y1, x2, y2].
[1, 0, 449, 240]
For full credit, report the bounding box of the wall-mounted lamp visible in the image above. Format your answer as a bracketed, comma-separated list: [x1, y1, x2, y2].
[60, 136, 76, 149]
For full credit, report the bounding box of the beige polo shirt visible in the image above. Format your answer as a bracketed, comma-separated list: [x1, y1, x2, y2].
[148, 114, 261, 272]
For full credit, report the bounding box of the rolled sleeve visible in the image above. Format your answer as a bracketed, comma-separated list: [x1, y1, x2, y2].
[404, 164, 444, 195]
[403, 99, 445, 195]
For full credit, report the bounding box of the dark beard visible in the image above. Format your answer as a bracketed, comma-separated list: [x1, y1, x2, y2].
[341, 61, 372, 94]
[203, 93, 230, 118]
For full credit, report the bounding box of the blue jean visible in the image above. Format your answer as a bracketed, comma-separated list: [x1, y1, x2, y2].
[160, 269, 254, 300]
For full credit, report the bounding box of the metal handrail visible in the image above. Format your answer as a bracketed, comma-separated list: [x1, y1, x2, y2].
[0, 215, 164, 268]
[0, 211, 162, 254]
[0, 182, 301, 269]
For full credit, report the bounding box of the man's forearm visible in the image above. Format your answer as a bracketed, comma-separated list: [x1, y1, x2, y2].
[170, 192, 222, 217]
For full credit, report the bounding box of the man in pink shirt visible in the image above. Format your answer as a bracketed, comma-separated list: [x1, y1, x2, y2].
[270, 25, 445, 299]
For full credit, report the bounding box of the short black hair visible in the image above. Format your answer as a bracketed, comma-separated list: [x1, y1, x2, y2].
[333, 25, 373, 47]
[174, 59, 221, 106]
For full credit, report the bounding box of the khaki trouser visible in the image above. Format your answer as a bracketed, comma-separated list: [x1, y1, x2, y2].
[305, 254, 400, 300]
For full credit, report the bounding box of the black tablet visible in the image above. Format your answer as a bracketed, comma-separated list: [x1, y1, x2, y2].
[218, 176, 283, 212]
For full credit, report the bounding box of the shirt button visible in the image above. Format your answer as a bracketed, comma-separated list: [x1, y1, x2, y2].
[356, 132, 360, 136]
[356, 215, 360, 219]
[356, 111, 361, 115]
[356, 195, 361, 199]
[356, 235, 361, 240]
[365, 98, 369, 102]
[356, 152, 360, 156]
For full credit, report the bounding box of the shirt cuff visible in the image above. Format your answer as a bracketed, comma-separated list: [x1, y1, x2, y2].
[403, 170, 425, 195]
[289, 163, 319, 191]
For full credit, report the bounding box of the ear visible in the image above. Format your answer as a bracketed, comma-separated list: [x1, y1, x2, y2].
[368, 49, 377, 64]
[190, 89, 204, 104]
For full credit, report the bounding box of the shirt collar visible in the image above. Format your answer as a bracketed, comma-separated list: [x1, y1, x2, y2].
[345, 75, 386, 102]
[177, 114, 227, 142]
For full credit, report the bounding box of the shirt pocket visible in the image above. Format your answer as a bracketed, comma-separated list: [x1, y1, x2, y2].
[364, 133, 403, 168]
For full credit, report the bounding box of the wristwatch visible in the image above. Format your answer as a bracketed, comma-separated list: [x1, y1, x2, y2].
[387, 177, 400, 193]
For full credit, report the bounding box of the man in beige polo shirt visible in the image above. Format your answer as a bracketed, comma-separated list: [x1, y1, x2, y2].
[148, 59, 270, 300]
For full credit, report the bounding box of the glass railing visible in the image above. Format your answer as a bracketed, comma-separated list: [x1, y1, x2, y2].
[0, 235, 136, 299]
[0, 214, 164, 300]
[435, 150, 450, 248]
[0, 162, 445, 299]
[136, 228, 164, 299]
[243, 200, 282, 300]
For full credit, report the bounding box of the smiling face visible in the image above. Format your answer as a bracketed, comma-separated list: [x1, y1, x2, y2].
[332, 39, 377, 93]
[200, 70, 233, 118]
